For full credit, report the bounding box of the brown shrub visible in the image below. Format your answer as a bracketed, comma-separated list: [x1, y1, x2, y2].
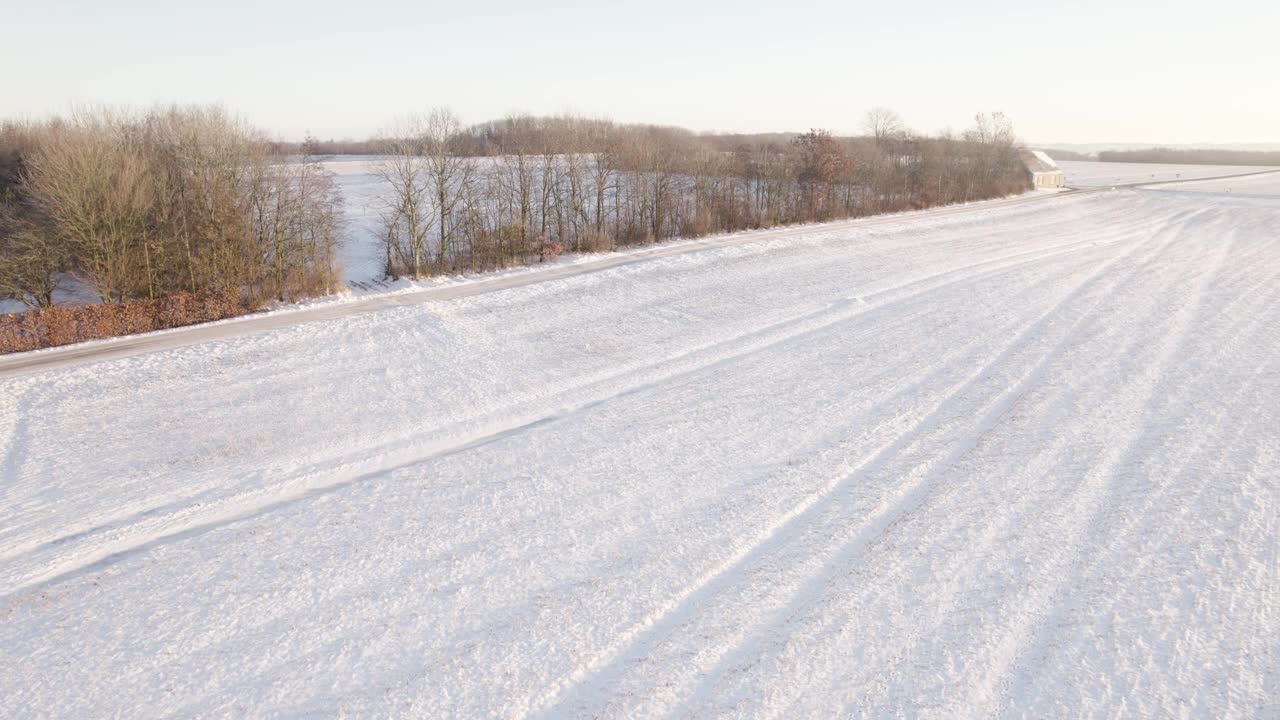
[577, 228, 615, 254]
[0, 289, 247, 355]
[0, 311, 41, 354]
[539, 238, 565, 263]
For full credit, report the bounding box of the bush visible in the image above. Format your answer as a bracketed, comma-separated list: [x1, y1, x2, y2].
[0, 289, 247, 354]
[5, 107, 342, 308]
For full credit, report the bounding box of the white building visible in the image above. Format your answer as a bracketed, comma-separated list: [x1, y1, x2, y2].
[1021, 149, 1065, 189]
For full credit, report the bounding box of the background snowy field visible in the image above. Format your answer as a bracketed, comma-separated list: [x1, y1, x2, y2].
[1057, 159, 1279, 187]
[1152, 169, 1280, 196]
[2, 175, 1278, 717]
[324, 156, 391, 286]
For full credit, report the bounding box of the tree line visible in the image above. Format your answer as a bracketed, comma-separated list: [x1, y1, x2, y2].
[372, 108, 1029, 278]
[2, 105, 1030, 316]
[1039, 148, 1092, 161]
[1097, 148, 1280, 166]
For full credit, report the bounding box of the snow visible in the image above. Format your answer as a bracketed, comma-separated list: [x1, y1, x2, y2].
[323, 156, 393, 285]
[2, 184, 1278, 717]
[1058, 159, 1280, 187]
[1030, 149, 1059, 169]
[1144, 169, 1280, 197]
[0, 275, 99, 315]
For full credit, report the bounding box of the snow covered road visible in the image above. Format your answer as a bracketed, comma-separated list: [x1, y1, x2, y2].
[2, 186, 1278, 717]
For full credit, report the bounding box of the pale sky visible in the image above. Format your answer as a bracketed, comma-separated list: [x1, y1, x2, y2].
[3, 0, 1277, 144]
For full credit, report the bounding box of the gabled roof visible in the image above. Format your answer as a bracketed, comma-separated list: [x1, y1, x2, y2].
[1020, 148, 1062, 174]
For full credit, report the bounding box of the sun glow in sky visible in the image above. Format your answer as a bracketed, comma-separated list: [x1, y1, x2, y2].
[4, 0, 1277, 144]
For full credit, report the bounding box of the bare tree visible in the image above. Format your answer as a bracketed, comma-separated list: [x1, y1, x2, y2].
[374, 121, 433, 278]
[248, 153, 343, 300]
[586, 119, 618, 247]
[18, 106, 343, 307]
[25, 111, 155, 303]
[0, 197, 66, 308]
[864, 107, 905, 145]
[496, 114, 538, 261]
[421, 107, 474, 274]
[363, 110, 1029, 280]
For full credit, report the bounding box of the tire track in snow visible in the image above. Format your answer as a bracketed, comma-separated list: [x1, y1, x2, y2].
[525, 208, 1193, 719]
[726, 206, 1237, 716]
[619, 204, 1208, 712]
[796, 207, 1280, 718]
[760, 207, 1245, 717]
[977, 216, 1252, 716]
[878, 214, 1280, 718]
[0, 218, 1142, 600]
[1051, 355, 1280, 716]
[701, 208, 1211, 720]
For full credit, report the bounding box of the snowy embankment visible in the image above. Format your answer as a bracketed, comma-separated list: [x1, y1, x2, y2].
[1, 184, 1278, 717]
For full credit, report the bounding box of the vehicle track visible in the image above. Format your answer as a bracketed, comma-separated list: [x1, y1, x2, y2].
[526, 207, 1192, 718]
[982, 226, 1268, 716]
[675, 207, 1207, 719]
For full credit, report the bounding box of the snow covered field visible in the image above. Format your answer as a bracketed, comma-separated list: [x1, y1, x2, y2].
[1057, 159, 1280, 187]
[1151, 169, 1280, 197]
[324, 156, 397, 286]
[2, 182, 1278, 717]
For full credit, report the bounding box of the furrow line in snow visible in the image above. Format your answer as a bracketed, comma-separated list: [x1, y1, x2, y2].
[526, 205, 1190, 719]
[739, 206, 1226, 716]
[737, 206, 1213, 712]
[980, 217, 1251, 715]
[705, 208, 1207, 720]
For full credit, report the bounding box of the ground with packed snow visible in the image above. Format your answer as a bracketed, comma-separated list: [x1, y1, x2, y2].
[1, 179, 1278, 717]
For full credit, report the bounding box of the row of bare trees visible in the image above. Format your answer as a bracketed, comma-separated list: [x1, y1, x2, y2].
[2, 105, 1028, 316]
[373, 109, 1029, 278]
[0, 107, 341, 309]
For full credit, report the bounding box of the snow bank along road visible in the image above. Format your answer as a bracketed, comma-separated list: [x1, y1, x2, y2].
[2, 177, 1279, 717]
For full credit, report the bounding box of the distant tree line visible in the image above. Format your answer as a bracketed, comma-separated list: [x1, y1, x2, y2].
[2, 105, 1029, 342]
[277, 137, 385, 157]
[373, 108, 1029, 278]
[1098, 148, 1280, 166]
[1039, 148, 1093, 161]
